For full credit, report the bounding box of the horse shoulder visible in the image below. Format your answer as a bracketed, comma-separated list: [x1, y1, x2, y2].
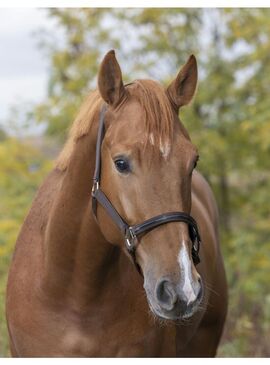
[6, 169, 64, 355]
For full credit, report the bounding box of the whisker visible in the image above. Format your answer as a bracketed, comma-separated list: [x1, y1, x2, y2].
[203, 279, 220, 297]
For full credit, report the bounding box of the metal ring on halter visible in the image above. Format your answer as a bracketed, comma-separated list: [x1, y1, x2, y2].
[91, 181, 99, 196]
[125, 227, 138, 251]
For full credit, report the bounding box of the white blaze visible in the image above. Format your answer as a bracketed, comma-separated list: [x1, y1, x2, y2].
[159, 140, 170, 159]
[177, 242, 197, 305]
[149, 133, 171, 159]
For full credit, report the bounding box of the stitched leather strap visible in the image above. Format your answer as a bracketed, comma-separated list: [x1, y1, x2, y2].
[130, 212, 199, 237]
[93, 188, 128, 235]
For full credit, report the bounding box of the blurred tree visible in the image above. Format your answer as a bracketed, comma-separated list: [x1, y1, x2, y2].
[32, 9, 270, 355]
[218, 8, 270, 355]
[0, 128, 7, 141]
[1, 8, 270, 357]
[34, 8, 202, 141]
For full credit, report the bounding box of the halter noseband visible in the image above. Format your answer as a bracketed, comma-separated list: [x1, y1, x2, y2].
[91, 105, 201, 274]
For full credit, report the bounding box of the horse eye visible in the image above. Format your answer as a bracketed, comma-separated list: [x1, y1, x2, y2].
[114, 158, 130, 173]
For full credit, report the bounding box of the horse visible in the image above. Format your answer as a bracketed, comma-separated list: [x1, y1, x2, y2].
[6, 50, 228, 357]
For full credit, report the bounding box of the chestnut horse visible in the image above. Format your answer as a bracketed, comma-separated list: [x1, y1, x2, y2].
[6, 50, 227, 357]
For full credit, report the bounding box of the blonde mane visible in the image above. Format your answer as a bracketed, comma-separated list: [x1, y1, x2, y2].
[56, 80, 175, 170]
[56, 90, 103, 170]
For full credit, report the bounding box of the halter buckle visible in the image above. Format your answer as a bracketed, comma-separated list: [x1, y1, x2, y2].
[91, 181, 99, 196]
[125, 227, 137, 251]
[192, 236, 201, 265]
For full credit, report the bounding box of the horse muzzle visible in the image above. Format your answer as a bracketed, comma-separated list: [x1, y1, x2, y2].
[144, 276, 204, 321]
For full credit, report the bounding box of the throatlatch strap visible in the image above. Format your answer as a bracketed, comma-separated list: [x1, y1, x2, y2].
[92, 104, 107, 218]
[93, 104, 107, 185]
[93, 189, 128, 235]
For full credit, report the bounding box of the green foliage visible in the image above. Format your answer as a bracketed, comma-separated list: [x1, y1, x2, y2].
[34, 9, 115, 141]
[0, 138, 52, 356]
[1, 8, 270, 357]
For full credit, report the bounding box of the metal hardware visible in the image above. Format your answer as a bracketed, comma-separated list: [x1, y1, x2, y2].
[91, 181, 99, 196]
[125, 227, 137, 251]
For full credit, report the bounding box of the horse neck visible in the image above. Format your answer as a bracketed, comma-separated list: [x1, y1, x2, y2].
[42, 116, 120, 310]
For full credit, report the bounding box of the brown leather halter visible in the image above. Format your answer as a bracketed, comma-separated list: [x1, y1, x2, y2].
[92, 105, 201, 274]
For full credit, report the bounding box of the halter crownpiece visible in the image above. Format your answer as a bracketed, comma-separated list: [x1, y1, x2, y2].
[91, 104, 202, 274]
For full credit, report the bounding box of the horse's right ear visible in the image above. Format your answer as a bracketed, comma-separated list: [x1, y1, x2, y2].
[98, 50, 126, 107]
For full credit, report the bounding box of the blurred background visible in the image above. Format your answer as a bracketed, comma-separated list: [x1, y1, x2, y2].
[0, 8, 270, 357]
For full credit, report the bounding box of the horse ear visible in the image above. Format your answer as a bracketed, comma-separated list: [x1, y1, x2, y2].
[166, 55, 198, 110]
[98, 50, 126, 107]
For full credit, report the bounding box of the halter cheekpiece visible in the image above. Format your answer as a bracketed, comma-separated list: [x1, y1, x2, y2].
[91, 105, 201, 274]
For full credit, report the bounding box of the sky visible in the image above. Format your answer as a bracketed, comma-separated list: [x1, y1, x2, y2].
[0, 8, 56, 134]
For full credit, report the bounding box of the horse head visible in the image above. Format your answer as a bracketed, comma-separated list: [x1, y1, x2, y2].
[95, 50, 203, 321]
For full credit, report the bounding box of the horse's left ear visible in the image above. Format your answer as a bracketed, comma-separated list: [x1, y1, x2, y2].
[166, 55, 198, 110]
[98, 50, 126, 107]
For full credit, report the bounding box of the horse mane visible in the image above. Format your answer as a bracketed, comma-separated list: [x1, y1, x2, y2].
[56, 79, 175, 171]
[56, 90, 103, 171]
[127, 80, 174, 153]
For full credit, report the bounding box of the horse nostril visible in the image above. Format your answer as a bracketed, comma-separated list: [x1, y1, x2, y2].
[156, 279, 177, 311]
